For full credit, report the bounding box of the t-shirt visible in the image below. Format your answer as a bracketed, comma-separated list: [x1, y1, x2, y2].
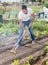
[18, 8, 33, 21]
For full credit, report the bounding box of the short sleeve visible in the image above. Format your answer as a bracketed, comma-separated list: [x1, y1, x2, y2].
[29, 8, 34, 14]
[18, 12, 22, 20]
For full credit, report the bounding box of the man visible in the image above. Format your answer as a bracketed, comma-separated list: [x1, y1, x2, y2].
[15, 5, 35, 49]
[8, 5, 35, 53]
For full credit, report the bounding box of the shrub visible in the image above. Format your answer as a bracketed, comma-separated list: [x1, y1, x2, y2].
[45, 4, 48, 8]
[14, 59, 20, 65]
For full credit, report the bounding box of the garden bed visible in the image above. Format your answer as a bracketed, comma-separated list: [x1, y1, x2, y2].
[0, 36, 48, 65]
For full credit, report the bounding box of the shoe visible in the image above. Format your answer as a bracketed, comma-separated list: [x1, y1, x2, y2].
[32, 41, 36, 44]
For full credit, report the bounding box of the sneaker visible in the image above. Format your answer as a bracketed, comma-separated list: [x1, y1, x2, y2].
[32, 41, 36, 44]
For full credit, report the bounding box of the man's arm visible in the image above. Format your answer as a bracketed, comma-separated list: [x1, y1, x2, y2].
[29, 13, 35, 27]
[31, 13, 35, 22]
[19, 19, 24, 30]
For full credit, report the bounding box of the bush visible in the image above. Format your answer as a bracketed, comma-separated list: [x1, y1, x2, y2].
[37, 0, 42, 2]
[45, 4, 48, 8]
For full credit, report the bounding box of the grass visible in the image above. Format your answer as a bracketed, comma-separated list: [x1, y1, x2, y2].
[0, 22, 19, 36]
[29, 5, 43, 13]
[0, 20, 48, 38]
[33, 21, 48, 38]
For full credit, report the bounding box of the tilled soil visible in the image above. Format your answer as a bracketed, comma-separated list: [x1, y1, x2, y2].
[34, 55, 48, 65]
[0, 35, 48, 65]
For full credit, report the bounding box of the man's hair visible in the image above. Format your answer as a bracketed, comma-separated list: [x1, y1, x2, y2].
[22, 5, 27, 10]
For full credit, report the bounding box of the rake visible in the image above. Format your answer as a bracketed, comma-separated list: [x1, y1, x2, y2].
[7, 27, 30, 54]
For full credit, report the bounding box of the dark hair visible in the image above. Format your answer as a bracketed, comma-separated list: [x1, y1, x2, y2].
[22, 5, 27, 10]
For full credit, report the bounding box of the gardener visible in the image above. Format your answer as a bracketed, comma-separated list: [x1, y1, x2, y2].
[16, 5, 35, 49]
[9, 5, 35, 53]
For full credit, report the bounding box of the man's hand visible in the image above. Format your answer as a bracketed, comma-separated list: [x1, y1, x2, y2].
[19, 19, 24, 30]
[29, 22, 32, 27]
[20, 22, 24, 29]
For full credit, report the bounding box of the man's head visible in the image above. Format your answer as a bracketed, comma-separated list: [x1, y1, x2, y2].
[22, 5, 27, 14]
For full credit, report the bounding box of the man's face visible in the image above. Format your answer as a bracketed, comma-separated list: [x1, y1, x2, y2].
[22, 9, 27, 14]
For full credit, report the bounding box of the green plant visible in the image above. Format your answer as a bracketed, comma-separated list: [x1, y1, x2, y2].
[34, 30, 40, 38]
[14, 59, 20, 65]
[32, 6, 39, 13]
[0, 20, 48, 37]
[45, 4, 48, 8]
[23, 62, 30, 65]
[0, 21, 19, 36]
[44, 46, 48, 53]
[46, 61, 48, 65]
[28, 56, 34, 60]
[0, 23, 3, 27]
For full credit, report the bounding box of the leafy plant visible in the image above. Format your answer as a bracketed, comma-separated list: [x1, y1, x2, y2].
[45, 4, 48, 8]
[46, 61, 48, 65]
[0, 20, 48, 37]
[44, 46, 48, 53]
[23, 62, 30, 65]
[28, 56, 34, 60]
[34, 30, 40, 38]
[14, 59, 20, 65]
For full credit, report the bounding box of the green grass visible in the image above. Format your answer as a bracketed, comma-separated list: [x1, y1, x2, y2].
[0, 22, 19, 36]
[33, 21, 48, 38]
[0, 20, 48, 38]
[29, 5, 43, 13]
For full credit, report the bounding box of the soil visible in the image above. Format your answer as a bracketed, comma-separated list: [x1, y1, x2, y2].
[0, 34, 48, 65]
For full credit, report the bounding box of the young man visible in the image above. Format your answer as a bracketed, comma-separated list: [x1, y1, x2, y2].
[16, 5, 35, 49]
[8, 5, 35, 53]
